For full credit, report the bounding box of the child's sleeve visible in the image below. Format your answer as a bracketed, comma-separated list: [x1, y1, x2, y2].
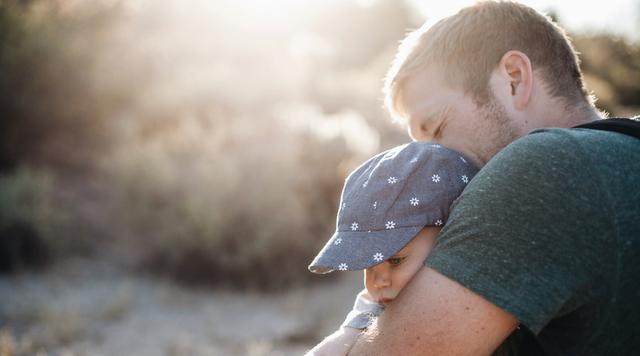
[340, 289, 385, 329]
[304, 327, 362, 356]
[306, 290, 385, 355]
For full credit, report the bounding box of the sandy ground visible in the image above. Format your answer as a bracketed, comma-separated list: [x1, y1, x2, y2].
[0, 257, 363, 355]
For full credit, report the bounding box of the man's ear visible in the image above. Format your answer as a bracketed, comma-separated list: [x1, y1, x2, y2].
[496, 50, 533, 111]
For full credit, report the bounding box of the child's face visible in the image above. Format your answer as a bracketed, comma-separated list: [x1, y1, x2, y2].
[364, 226, 440, 305]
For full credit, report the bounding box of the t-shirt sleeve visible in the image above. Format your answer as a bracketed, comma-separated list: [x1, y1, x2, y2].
[425, 129, 614, 334]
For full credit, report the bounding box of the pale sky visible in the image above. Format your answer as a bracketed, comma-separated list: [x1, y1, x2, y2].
[410, 0, 640, 40]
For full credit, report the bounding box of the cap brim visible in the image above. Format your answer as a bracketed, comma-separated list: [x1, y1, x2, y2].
[308, 225, 423, 274]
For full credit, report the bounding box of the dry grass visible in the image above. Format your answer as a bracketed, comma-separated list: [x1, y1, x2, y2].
[0, 258, 363, 355]
[100, 283, 133, 322]
[0, 328, 46, 356]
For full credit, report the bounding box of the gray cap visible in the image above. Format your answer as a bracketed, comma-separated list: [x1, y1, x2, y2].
[308, 142, 478, 274]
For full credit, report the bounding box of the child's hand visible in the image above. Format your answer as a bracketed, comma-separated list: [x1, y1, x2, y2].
[359, 290, 376, 302]
[304, 327, 362, 356]
[341, 289, 385, 329]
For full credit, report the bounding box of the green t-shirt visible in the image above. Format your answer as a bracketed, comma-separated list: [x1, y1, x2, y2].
[426, 127, 640, 355]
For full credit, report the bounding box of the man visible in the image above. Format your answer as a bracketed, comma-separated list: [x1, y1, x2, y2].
[346, 1, 640, 355]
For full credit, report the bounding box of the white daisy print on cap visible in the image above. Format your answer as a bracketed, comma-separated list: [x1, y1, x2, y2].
[307, 142, 481, 276]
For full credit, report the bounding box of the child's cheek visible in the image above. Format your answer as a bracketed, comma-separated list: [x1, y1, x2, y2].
[395, 265, 416, 293]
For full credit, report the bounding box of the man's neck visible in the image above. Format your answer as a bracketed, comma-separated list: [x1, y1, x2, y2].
[539, 100, 602, 129]
[562, 104, 603, 127]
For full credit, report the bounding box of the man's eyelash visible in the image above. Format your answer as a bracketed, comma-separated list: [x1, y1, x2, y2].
[432, 107, 450, 138]
[433, 125, 442, 138]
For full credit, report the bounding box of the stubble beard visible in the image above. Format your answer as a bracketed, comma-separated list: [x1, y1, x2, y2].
[477, 94, 521, 163]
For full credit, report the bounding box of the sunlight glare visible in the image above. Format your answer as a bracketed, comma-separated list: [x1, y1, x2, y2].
[412, 0, 638, 40]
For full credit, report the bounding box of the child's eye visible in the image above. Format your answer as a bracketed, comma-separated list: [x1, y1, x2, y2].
[388, 257, 405, 266]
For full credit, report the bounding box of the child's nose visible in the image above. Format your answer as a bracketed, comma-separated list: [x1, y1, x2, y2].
[373, 269, 391, 289]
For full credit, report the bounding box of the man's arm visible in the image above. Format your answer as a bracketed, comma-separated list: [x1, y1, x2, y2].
[348, 267, 518, 356]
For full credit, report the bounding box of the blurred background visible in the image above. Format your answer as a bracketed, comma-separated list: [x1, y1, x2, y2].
[0, 0, 638, 354]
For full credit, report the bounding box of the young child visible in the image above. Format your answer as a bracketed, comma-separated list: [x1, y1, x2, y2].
[305, 141, 478, 356]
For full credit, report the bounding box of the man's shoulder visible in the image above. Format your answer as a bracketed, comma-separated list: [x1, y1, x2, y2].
[511, 125, 633, 149]
[477, 128, 586, 181]
[458, 124, 639, 222]
[487, 125, 639, 172]
[428, 123, 640, 343]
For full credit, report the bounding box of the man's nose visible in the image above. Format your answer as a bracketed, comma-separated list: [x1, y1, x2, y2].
[407, 121, 432, 142]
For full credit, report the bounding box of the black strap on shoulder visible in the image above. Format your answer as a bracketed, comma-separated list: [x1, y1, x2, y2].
[573, 117, 640, 139]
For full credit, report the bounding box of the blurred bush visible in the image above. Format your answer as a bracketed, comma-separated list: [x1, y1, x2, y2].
[0, 1, 129, 173]
[0, 1, 129, 271]
[0, 168, 64, 271]
[88, 0, 408, 290]
[575, 34, 640, 114]
[104, 110, 364, 290]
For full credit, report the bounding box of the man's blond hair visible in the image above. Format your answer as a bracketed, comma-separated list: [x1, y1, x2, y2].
[384, 1, 591, 120]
